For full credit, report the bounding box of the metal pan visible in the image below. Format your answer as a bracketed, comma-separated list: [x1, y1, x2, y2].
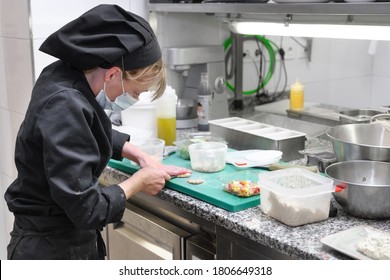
[325, 160, 390, 219]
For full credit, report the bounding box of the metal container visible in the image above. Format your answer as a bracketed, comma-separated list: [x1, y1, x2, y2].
[325, 160, 390, 219]
[326, 123, 390, 162]
[339, 109, 385, 124]
[299, 148, 337, 173]
[176, 98, 196, 120]
[176, 98, 197, 129]
[209, 117, 306, 161]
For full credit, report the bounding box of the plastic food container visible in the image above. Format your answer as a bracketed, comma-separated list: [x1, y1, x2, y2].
[134, 138, 165, 163]
[174, 132, 226, 160]
[218, 170, 261, 197]
[258, 168, 335, 226]
[188, 141, 227, 173]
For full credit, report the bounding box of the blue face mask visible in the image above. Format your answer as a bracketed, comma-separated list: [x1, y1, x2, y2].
[96, 74, 138, 111]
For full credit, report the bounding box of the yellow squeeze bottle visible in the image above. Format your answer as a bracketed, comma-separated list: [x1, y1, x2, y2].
[289, 80, 304, 110]
[157, 85, 177, 146]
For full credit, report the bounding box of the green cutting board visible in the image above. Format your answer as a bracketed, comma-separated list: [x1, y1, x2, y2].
[108, 153, 267, 212]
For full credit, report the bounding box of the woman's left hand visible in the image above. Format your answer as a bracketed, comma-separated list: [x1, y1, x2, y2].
[158, 164, 191, 177]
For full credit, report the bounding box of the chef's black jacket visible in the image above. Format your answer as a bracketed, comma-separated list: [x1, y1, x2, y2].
[5, 61, 129, 259]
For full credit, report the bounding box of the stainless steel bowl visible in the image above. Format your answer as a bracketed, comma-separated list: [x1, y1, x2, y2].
[325, 160, 390, 219]
[326, 123, 390, 162]
[176, 98, 196, 120]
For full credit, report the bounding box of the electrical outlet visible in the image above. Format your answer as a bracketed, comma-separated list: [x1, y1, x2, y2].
[279, 37, 296, 60]
[284, 45, 296, 60]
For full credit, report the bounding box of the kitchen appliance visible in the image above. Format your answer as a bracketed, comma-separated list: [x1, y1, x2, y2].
[326, 123, 390, 162]
[176, 98, 197, 126]
[162, 46, 229, 128]
[325, 160, 390, 219]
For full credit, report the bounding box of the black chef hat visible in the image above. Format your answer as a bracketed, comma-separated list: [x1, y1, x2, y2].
[39, 4, 161, 70]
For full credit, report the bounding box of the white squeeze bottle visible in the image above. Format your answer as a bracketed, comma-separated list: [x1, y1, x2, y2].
[157, 85, 178, 146]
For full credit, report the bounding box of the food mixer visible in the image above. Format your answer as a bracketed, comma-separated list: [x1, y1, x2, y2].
[162, 46, 229, 129]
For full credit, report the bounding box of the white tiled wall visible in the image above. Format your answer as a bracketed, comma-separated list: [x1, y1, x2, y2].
[155, 12, 390, 109]
[31, 0, 131, 79]
[0, 0, 31, 260]
[0, 0, 137, 260]
[371, 41, 390, 107]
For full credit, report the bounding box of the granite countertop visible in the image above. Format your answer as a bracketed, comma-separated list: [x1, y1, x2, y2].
[104, 110, 389, 260]
[102, 162, 389, 260]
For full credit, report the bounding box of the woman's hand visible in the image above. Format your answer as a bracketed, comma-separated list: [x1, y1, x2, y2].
[118, 166, 171, 198]
[118, 141, 192, 198]
[121, 141, 192, 176]
[157, 164, 191, 177]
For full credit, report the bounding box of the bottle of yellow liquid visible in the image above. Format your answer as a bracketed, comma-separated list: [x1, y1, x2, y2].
[157, 85, 177, 146]
[289, 80, 304, 110]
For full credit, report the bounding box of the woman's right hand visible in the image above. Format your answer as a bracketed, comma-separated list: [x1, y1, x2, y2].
[118, 166, 171, 199]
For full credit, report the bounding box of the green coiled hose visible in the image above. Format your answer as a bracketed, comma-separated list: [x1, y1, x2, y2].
[223, 35, 279, 95]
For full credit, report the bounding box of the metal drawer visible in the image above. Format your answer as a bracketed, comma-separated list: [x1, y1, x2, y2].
[107, 203, 191, 260]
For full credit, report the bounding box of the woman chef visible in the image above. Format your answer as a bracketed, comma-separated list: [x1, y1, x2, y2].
[4, 4, 190, 260]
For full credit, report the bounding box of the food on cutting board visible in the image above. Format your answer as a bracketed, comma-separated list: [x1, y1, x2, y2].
[187, 179, 204, 185]
[224, 180, 260, 197]
[356, 232, 390, 260]
[176, 172, 192, 178]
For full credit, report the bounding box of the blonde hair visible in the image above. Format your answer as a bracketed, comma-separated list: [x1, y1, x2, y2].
[123, 58, 166, 101]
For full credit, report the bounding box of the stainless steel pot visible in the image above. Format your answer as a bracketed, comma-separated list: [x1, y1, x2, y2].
[338, 109, 384, 124]
[326, 123, 390, 162]
[325, 160, 390, 219]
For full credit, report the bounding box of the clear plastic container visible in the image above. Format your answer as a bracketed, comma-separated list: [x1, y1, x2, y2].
[174, 132, 226, 160]
[258, 168, 334, 226]
[188, 141, 227, 173]
[134, 138, 165, 163]
[218, 170, 261, 197]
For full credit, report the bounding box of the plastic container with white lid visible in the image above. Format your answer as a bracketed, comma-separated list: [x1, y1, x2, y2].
[258, 168, 335, 226]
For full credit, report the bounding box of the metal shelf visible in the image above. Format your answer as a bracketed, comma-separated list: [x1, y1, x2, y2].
[148, 2, 390, 15]
[148, 2, 390, 25]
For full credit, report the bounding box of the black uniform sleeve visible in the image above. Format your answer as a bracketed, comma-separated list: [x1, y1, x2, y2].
[36, 90, 126, 229]
[111, 129, 130, 160]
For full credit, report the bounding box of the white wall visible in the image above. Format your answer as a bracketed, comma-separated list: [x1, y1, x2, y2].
[0, 0, 143, 260]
